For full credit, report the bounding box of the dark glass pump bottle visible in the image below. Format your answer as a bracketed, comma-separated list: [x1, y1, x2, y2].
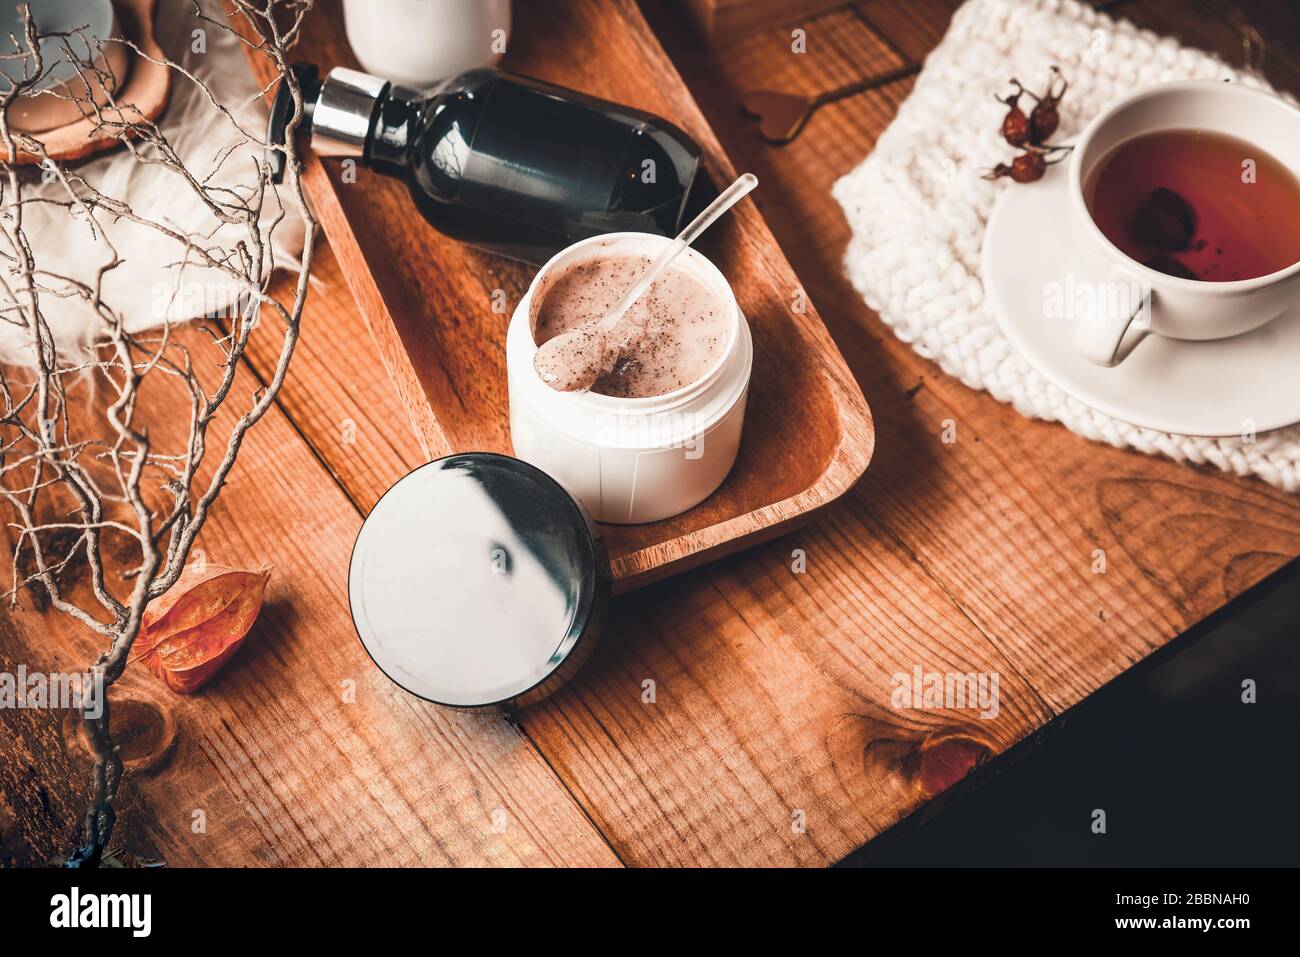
[269, 65, 703, 265]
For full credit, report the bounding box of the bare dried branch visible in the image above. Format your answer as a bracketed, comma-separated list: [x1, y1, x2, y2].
[0, 0, 317, 861]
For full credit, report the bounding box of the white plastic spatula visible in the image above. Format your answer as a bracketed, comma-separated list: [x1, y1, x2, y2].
[533, 172, 759, 393]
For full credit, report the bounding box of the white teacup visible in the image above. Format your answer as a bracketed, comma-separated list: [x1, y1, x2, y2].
[1068, 81, 1300, 366]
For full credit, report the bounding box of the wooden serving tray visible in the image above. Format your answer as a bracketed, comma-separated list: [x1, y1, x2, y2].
[239, 0, 873, 591]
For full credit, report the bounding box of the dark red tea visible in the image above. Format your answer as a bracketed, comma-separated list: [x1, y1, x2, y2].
[1084, 129, 1300, 282]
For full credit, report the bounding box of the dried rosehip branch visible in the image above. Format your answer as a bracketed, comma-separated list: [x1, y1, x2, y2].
[0, 1, 318, 866]
[982, 145, 1072, 184]
[988, 67, 1073, 182]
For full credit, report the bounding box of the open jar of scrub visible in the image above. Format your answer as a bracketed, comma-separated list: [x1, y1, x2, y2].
[506, 232, 753, 524]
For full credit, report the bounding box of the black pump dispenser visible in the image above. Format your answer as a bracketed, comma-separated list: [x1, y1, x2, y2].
[268, 64, 703, 265]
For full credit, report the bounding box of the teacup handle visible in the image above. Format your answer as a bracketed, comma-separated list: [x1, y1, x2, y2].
[1071, 265, 1151, 367]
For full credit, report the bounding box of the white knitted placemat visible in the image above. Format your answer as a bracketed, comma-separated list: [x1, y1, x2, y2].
[832, 0, 1300, 491]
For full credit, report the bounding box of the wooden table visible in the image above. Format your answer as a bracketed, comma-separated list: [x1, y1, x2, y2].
[3, 0, 1299, 867]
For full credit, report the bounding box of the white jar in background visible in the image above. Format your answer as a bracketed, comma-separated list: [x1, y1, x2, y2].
[342, 0, 512, 88]
[506, 233, 753, 525]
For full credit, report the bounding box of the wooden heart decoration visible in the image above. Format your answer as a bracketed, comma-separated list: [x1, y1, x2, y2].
[740, 89, 816, 145]
[740, 65, 921, 146]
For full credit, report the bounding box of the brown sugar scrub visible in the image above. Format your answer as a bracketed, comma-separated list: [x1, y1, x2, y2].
[507, 229, 753, 524]
[531, 253, 732, 398]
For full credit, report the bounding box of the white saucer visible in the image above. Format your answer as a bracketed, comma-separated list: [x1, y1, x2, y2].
[981, 162, 1300, 437]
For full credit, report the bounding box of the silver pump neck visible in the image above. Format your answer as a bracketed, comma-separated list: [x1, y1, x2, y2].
[311, 67, 389, 158]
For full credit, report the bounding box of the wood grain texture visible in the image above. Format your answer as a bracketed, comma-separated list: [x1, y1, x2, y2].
[521, 0, 1299, 862]
[240, 0, 876, 593]
[241, 249, 426, 514]
[227, 0, 1300, 866]
[679, 0, 848, 45]
[852, 0, 963, 63]
[233, 0, 1066, 866]
[735, 4, 905, 97]
[8, 0, 1300, 869]
[641, 0, 1300, 695]
[0, 265, 619, 867]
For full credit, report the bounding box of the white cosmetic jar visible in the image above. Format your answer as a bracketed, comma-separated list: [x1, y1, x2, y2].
[506, 232, 753, 525]
[342, 0, 511, 88]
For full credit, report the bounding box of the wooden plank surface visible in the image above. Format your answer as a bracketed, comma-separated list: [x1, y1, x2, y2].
[238, 0, 877, 594]
[642, 0, 1300, 709]
[238, 0, 1294, 865]
[679, 0, 848, 45]
[0, 247, 619, 868]
[4, 0, 1300, 867]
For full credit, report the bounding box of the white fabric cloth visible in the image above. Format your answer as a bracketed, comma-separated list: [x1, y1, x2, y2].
[833, 0, 1300, 491]
[1, 0, 303, 365]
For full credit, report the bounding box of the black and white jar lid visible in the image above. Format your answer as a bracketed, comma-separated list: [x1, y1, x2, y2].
[349, 453, 610, 710]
